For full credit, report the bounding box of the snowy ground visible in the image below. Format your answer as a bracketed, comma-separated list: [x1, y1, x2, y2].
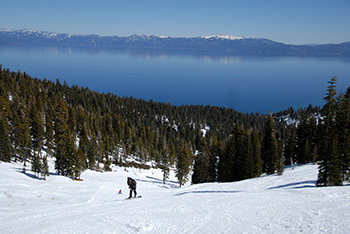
[1, 160, 350, 234]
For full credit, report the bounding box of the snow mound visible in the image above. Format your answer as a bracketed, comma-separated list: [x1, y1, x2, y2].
[1, 161, 350, 233]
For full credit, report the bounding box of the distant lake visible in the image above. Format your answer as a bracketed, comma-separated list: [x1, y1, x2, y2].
[1, 45, 350, 113]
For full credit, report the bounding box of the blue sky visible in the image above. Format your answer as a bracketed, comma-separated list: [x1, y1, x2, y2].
[1, 0, 349, 44]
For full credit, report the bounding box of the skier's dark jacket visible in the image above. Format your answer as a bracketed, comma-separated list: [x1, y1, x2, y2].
[127, 177, 136, 189]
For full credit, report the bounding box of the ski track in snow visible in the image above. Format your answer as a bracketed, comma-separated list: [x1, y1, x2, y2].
[87, 184, 104, 204]
[1, 162, 350, 233]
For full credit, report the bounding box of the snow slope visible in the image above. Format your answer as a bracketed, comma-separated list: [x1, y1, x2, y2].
[1, 161, 350, 233]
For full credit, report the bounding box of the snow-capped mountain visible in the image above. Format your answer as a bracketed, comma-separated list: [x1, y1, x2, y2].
[201, 35, 245, 40]
[0, 29, 349, 56]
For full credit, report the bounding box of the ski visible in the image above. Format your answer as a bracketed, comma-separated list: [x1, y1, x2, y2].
[126, 195, 142, 200]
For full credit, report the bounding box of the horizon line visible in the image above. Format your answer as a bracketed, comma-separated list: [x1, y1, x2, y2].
[2, 28, 349, 45]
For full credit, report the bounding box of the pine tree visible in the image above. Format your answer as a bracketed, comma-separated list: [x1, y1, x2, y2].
[343, 88, 350, 181]
[250, 126, 262, 177]
[42, 156, 49, 180]
[295, 114, 311, 164]
[44, 108, 54, 158]
[218, 132, 235, 182]
[87, 134, 98, 170]
[284, 124, 296, 168]
[261, 116, 278, 175]
[192, 152, 209, 184]
[161, 164, 170, 184]
[68, 106, 77, 137]
[160, 149, 170, 184]
[11, 99, 31, 162]
[192, 137, 210, 184]
[19, 108, 32, 161]
[30, 101, 44, 152]
[65, 133, 77, 177]
[0, 108, 12, 162]
[336, 87, 350, 181]
[308, 116, 318, 164]
[294, 112, 318, 165]
[74, 148, 87, 179]
[207, 133, 220, 182]
[218, 125, 251, 182]
[317, 76, 343, 186]
[103, 154, 112, 172]
[175, 142, 192, 187]
[31, 153, 42, 178]
[78, 125, 89, 155]
[53, 97, 68, 175]
[231, 125, 250, 181]
[9, 104, 20, 162]
[0, 84, 12, 162]
[276, 138, 284, 175]
[53, 96, 77, 177]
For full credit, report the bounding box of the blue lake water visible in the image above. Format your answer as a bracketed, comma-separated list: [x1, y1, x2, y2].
[1, 45, 350, 113]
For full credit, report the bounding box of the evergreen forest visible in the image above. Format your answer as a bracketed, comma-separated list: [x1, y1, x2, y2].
[0, 66, 349, 186]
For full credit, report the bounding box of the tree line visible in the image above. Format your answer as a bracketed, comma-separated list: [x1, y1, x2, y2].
[0, 66, 349, 186]
[192, 76, 350, 186]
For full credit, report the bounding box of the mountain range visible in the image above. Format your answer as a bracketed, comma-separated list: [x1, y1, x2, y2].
[1, 29, 350, 57]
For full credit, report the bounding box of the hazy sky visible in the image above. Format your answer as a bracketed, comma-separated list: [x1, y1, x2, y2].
[1, 0, 349, 44]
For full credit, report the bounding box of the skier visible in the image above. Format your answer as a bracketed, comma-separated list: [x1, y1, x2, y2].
[127, 177, 137, 199]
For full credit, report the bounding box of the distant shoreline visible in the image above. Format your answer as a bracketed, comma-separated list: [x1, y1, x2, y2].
[1, 29, 350, 57]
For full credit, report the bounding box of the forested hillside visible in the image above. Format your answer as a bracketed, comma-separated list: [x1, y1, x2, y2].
[0, 66, 349, 186]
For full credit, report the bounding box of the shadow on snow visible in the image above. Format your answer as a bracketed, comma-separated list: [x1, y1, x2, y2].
[268, 180, 316, 190]
[174, 190, 242, 196]
[16, 167, 58, 180]
[136, 176, 179, 188]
